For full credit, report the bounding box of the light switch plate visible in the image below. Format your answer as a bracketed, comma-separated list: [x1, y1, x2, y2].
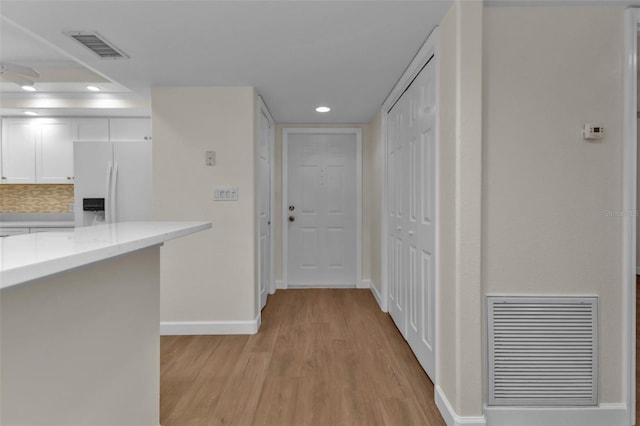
[214, 186, 238, 201]
[206, 151, 216, 166]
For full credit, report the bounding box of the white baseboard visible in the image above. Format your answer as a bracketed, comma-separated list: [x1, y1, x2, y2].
[275, 280, 285, 289]
[435, 386, 486, 426]
[357, 279, 371, 289]
[370, 281, 385, 311]
[636, 266, 640, 275]
[483, 404, 629, 426]
[160, 314, 260, 335]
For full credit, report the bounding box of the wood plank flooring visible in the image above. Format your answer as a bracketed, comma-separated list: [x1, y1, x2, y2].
[160, 289, 445, 426]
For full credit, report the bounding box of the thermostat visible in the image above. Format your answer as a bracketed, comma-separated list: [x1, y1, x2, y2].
[583, 123, 605, 140]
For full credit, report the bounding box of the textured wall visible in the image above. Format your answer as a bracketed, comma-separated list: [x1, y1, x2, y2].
[0, 185, 74, 213]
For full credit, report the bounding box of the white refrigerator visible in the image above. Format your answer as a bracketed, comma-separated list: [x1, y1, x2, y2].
[74, 141, 153, 227]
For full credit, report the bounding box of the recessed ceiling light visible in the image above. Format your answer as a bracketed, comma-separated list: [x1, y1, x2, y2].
[23, 111, 38, 116]
[21, 85, 36, 92]
[315, 106, 331, 113]
[86, 86, 100, 92]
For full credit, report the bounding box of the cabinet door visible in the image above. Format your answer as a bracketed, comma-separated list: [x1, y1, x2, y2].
[36, 119, 75, 184]
[1, 119, 36, 184]
[109, 118, 151, 141]
[76, 118, 109, 141]
[0, 228, 30, 237]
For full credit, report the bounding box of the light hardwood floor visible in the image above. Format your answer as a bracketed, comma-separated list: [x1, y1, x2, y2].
[160, 289, 445, 426]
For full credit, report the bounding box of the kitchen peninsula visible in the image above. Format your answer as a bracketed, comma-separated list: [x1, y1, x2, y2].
[0, 221, 211, 426]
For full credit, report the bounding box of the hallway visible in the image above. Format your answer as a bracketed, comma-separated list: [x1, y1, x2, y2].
[160, 289, 445, 426]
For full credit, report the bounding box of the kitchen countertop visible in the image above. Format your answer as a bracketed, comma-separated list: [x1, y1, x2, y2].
[0, 221, 211, 289]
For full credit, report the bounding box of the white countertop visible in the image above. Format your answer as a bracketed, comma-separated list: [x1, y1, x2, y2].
[0, 221, 211, 290]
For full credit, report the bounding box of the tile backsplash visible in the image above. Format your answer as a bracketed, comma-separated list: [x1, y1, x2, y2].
[0, 184, 74, 213]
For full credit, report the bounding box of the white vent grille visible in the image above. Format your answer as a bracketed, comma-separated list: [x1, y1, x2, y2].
[487, 296, 597, 406]
[64, 31, 129, 59]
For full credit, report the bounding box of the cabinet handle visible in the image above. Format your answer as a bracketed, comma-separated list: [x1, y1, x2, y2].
[1, 177, 6, 180]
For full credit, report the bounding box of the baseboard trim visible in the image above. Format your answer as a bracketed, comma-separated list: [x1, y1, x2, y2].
[483, 403, 629, 426]
[370, 281, 385, 311]
[275, 280, 285, 289]
[357, 279, 371, 289]
[636, 266, 640, 275]
[160, 314, 260, 335]
[435, 386, 486, 426]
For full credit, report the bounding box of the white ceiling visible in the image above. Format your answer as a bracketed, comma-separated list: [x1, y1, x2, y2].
[0, 1, 452, 123]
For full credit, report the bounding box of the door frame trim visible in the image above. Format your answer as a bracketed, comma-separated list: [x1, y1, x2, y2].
[257, 96, 275, 315]
[380, 26, 439, 377]
[622, 8, 638, 424]
[282, 127, 362, 289]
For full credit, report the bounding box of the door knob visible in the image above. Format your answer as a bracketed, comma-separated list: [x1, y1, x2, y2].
[289, 216, 295, 222]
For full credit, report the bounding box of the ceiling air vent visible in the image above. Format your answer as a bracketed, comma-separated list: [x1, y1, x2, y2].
[64, 31, 129, 59]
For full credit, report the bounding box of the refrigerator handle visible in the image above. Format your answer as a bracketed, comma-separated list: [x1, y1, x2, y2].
[104, 162, 113, 223]
[110, 162, 119, 224]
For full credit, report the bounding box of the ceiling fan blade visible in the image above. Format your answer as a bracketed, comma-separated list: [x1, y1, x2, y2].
[0, 62, 40, 79]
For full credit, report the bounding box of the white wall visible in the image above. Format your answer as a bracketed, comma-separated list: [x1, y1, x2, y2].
[152, 87, 258, 325]
[436, 0, 485, 418]
[483, 5, 625, 405]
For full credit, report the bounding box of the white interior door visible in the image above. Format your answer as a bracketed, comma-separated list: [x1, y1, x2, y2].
[387, 56, 437, 380]
[285, 131, 357, 287]
[258, 109, 272, 310]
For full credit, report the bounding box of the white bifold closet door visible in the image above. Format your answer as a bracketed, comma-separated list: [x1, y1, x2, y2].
[387, 56, 437, 380]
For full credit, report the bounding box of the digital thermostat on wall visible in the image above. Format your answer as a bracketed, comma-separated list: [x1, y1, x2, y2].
[583, 123, 605, 140]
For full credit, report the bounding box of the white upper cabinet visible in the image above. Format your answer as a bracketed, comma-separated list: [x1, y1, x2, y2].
[1, 119, 36, 184]
[109, 118, 151, 141]
[76, 118, 109, 141]
[36, 118, 75, 184]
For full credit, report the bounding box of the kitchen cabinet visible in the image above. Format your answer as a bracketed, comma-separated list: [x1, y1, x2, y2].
[36, 119, 75, 184]
[76, 118, 109, 141]
[1, 117, 151, 184]
[109, 118, 151, 141]
[29, 227, 74, 233]
[1, 119, 36, 184]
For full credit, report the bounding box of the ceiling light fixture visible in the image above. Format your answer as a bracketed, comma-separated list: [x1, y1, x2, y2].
[86, 86, 100, 92]
[21, 84, 36, 92]
[23, 111, 38, 116]
[315, 106, 331, 113]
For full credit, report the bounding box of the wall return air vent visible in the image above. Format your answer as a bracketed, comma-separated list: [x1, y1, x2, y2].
[64, 31, 129, 59]
[487, 296, 597, 407]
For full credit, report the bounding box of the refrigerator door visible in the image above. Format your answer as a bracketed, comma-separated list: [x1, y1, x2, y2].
[73, 142, 113, 227]
[113, 141, 152, 222]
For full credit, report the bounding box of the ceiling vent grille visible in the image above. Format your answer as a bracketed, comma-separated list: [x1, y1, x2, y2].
[64, 31, 129, 59]
[487, 296, 597, 407]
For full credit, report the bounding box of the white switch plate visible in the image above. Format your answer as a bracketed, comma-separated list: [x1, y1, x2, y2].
[214, 186, 238, 201]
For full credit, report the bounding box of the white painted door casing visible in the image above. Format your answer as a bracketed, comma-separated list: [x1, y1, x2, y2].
[257, 102, 273, 311]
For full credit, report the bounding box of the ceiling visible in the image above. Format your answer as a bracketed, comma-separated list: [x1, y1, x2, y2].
[0, 1, 452, 123]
